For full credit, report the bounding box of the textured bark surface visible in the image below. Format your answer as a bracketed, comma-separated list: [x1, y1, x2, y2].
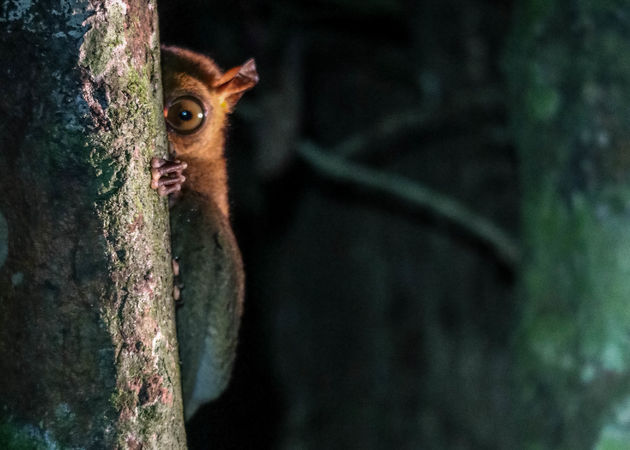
[0, 0, 186, 447]
[508, 1, 630, 448]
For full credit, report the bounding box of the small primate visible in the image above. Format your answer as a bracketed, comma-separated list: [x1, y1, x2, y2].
[151, 46, 258, 420]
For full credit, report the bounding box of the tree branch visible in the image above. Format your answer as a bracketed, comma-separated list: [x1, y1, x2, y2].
[297, 141, 520, 267]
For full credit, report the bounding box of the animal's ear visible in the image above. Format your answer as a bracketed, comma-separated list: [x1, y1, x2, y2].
[213, 58, 259, 111]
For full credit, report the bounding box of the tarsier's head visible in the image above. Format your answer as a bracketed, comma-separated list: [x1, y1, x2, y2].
[160, 46, 258, 159]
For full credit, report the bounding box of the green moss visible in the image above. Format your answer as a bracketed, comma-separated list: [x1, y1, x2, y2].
[75, 0, 183, 443]
[110, 389, 136, 413]
[138, 404, 162, 437]
[126, 67, 151, 104]
[138, 404, 158, 423]
[80, 2, 127, 78]
[0, 0, 181, 446]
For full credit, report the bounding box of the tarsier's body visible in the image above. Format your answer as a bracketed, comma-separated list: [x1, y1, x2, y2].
[152, 46, 258, 420]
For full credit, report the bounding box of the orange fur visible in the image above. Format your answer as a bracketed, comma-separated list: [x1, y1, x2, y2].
[160, 46, 257, 420]
[161, 45, 258, 217]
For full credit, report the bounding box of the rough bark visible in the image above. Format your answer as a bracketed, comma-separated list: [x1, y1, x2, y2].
[508, 1, 630, 448]
[0, 0, 186, 447]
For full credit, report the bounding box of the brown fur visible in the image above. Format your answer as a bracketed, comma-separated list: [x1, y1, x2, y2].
[160, 46, 257, 420]
[160, 45, 258, 217]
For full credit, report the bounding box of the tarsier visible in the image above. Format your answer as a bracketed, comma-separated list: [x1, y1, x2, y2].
[151, 46, 258, 420]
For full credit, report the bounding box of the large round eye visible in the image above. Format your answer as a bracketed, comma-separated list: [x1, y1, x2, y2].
[165, 96, 205, 133]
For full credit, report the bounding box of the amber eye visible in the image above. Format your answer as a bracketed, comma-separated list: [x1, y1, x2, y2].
[165, 96, 205, 133]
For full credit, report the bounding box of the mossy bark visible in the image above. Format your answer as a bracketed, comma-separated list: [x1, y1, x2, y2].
[507, 1, 630, 448]
[0, 0, 186, 448]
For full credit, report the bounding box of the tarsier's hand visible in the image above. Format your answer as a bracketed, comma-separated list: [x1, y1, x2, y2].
[150, 157, 188, 196]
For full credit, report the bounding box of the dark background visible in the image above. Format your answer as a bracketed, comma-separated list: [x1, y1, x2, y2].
[159, 1, 518, 448]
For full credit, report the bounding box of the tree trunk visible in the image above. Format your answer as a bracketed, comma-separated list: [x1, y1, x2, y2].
[0, 1, 186, 447]
[508, 1, 630, 448]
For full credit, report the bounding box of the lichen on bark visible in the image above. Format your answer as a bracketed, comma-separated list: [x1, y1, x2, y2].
[0, 0, 186, 447]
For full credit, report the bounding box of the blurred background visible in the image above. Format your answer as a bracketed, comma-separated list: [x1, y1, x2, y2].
[159, 0, 519, 448]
